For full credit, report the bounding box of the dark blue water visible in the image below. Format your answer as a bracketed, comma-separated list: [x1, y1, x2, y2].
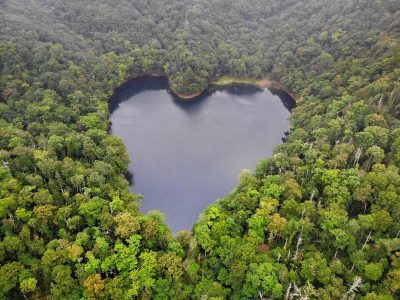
[110, 76, 295, 232]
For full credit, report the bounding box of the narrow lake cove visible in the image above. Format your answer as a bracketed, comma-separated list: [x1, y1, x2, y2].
[110, 76, 295, 232]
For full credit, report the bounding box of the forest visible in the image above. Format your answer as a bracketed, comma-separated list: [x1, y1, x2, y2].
[0, 0, 400, 299]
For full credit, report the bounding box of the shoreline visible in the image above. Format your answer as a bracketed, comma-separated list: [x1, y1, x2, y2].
[211, 76, 296, 101]
[118, 73, 205, 100]
[173, 90, 204, 99]
[116, 74, 295, 101]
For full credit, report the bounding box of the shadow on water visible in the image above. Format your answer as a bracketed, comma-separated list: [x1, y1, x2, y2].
[170, 85, 296, 115]
[171, 90, 212, 115]
[110, 76, 296, 115]
[221, 84, 263, 96]
[110, 76, 169, 113]
[125, 171, 135, 186]
[171, 85, 265, 115]
[109, 76, 297, 232]
[269, 88, 296, 112]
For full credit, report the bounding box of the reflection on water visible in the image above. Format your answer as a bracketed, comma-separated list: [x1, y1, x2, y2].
[110, 76, 295, 232]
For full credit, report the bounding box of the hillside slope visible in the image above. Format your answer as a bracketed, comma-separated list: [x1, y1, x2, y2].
[0, 0, 400, 298]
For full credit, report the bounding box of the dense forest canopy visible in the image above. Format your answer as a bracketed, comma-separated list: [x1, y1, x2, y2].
[0, 0, 400, 299]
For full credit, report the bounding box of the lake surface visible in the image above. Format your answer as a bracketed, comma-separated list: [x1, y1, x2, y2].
[110, 76, 295, 232]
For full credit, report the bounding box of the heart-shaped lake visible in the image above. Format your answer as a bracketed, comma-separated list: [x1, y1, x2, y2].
[110, 76, 295, 232]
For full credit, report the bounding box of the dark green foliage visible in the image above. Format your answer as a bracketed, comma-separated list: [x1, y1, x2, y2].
[0, 0, 400, 299]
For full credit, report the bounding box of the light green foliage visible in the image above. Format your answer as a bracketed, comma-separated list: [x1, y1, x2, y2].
[300, 252, 332, 285]
[130, 251, 158, 296]
[0, 0, 399, 299]
[0, 262, 23, 297]
[19, 277, 37, 294]
[365, 262, 384, 281]
[114, 212, 141, 239]
[243, 261, 283, 299]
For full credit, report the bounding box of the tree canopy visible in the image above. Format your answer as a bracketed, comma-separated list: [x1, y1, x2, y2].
[0, 0, 400, 298]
